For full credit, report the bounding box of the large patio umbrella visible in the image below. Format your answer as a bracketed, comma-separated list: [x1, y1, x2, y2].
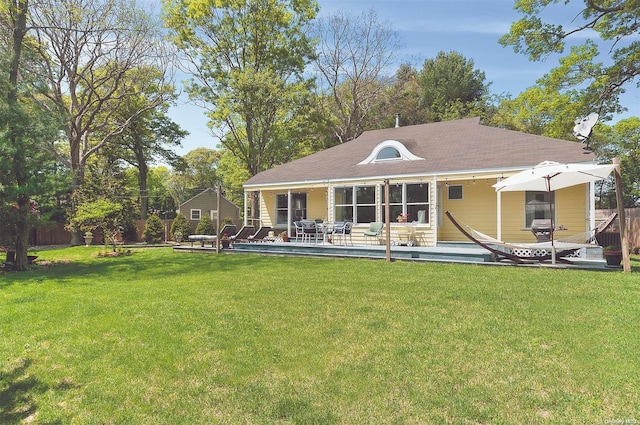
[492, 160, 616, 263]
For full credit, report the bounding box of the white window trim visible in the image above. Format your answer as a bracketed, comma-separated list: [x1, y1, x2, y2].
[358, 140, 424, 165]
[190, 209, 201, 220]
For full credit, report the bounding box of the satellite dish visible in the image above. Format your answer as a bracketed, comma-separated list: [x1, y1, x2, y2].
[573, 112, 599, 140]
[573, 112, 598, 153]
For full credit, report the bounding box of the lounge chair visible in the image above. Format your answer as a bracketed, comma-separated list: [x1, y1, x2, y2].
[188, 224, 237, 247]
[246, 226, 272, 242]
[445, 211, 585, 264]
[229, 225, 256, 243]
[363, 222, 383, 245]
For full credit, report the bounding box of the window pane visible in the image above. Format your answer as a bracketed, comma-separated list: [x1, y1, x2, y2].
[335, 205, 354, 222]
[376, 146, 401, 160]
[357, 205, 376, 223]
[447, 185, 462, 200]
[335, 187, 353, 204]
[525, 191, 554, 227]
[357, 186, 375, 204]
[407, 183, 428, 202]
[276, 195, 288, 209]
[388, 185, 402, 203]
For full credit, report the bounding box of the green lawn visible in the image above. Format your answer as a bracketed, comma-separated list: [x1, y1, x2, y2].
[1, 247, 639, 424]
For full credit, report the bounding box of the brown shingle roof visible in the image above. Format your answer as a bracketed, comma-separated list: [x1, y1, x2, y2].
[245, 118, 594, 186]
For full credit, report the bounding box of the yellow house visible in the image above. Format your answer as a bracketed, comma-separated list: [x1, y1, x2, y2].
[243, 118, 601, 246]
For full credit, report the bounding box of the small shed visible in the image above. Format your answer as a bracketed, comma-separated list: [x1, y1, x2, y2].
[178, 188, 240, 230]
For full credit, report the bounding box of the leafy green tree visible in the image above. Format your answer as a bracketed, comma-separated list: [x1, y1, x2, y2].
[106, 67, 187, 219]
[499, 0, 637, 118]
[367, 64, 425, 130]
[591, 118, 640, 208]
[0, 0, 61, 270]
[142, 213, 164, 244]
[170, 213, 191, 241]
[29, 0, 175, 245]
[68, 199, 125, 252]
[69, 154, 138, 248]
[166, 148, 222, 206]
[418, 51, 489, 122]
[163, 0, 318, 220]
[195, 215, 215, 235]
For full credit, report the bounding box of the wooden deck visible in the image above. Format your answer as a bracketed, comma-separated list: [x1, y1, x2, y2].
[173, 240, 613, 270]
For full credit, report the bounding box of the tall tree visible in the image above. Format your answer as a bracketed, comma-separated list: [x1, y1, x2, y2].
[367, 63, 425, 130]
[314, 8, 401, 143]
[165, 147, 222, 206]
[163, 0, 318, 219]
[418, 51, 489, 122]
[29, 0, 175, 244]
[499, 0, 638, 118]
[106, 67, 187, 219]
[0, 0, 60, 270]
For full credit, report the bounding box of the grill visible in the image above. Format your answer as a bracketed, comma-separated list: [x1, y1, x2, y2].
[530, 219, 553, 242]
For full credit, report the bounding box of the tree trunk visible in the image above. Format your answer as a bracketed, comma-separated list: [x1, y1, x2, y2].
[137, 152, 149, 220]
[8, 0, 31, 271]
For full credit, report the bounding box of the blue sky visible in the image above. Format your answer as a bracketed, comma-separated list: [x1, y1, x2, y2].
[167, 0, 638, 156]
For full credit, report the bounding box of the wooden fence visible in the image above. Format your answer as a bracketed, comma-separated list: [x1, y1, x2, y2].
[28, 219, 175, 246]
[596, 208, 640, 250]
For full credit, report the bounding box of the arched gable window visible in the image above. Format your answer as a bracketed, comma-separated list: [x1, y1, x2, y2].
[358, 140, 423, 165]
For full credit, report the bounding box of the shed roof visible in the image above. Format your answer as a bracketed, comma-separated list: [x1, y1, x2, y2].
[245, 118, 594, 187]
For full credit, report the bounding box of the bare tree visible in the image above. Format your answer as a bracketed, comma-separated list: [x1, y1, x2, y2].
[29, 0, 176, 244]
[314, 8, 402, 144]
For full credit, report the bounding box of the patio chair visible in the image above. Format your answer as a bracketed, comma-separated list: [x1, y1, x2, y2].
[363, 222, 383, 245]
[293, 221, 305, 243]
[332, 221, 353, 246]
[301, 219, 320, 244]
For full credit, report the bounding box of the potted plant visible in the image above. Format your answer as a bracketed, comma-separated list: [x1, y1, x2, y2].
[83, 231, 93, 246]
[603, 245, 623, 267]
[397, 212, 409, 223]
[173, 230, 183, 244]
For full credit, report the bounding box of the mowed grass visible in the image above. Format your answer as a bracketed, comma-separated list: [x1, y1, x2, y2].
[1, 247, 639, 424]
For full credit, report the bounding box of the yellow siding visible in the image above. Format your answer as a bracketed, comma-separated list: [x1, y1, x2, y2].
[439, 179, 498, 241]
[500, 184, 588, 243]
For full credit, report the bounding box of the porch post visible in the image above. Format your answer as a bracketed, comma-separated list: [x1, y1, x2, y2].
[496, 177, 502, 241]
[432, 176, 438, 246]
[287, 189, 292, 237]
[243, 190, 248, 226]
[588, 181, 596, 233]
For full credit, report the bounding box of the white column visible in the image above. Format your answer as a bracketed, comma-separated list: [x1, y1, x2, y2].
[243, 191, 248, 226]
[287, 189, 292, 236]
[432, 176, 438, 246]
[589, 181, 596, 233]
[496, 178, 502, 241]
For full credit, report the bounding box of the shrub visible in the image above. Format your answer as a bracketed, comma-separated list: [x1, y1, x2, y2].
[170, 213, 191, 241]
[143, 214, 164, 244]
[195, 215, 216, 235]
